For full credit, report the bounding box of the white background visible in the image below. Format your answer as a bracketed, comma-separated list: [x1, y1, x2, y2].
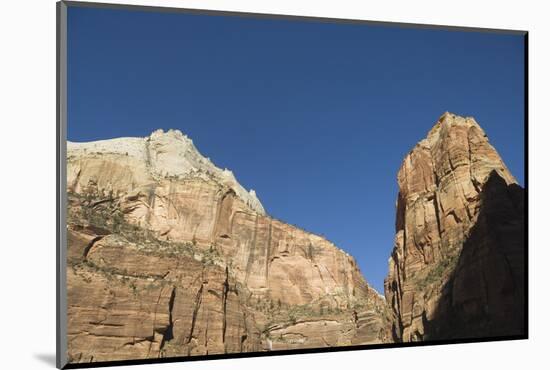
[0, 0, 546, 369]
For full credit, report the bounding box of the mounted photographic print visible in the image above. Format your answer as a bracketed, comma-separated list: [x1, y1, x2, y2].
[56, 1, 528, 368]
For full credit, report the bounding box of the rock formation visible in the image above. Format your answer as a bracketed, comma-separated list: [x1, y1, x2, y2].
[66, 112, 526, 363]
[66, 129, 389, 363]
[384, 112, 525, 342]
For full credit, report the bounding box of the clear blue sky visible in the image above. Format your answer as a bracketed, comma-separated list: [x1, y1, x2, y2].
[67, 6, 525, 293]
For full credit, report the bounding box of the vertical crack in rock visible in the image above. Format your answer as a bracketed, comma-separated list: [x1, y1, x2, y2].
[157, 286, 177, 356]
[240, 334, 247, 352]
[401, 200, 408, 279]
[432, 193, 443, 243]
[187, 283, 204, 345]
[265, 220, 272, 285]
[240, 310, 249, 353]
[204, 311, 210, 355]
[341, 254, 350, 296]
[222, 266, 229, 351]
[165, 288, 176, 342]
[467, 128, 482, 194]
[315, 265, 326, 286]
[244, 214, 259, 284]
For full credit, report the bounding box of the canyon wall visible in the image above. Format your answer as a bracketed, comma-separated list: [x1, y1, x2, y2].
[65, 113, 525, 363]
[66, 129, 389, 363]
[384, 112, 525, 342]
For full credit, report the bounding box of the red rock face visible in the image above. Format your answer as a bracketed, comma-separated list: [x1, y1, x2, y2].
[384, 112, 525, 342]
[66, 131, 390, 363]
[67, 227, 262, 362]
[65, 113, 524, 363]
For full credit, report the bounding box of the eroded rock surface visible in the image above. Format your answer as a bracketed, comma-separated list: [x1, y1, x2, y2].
[384, 112, 525, 342]
[66, 129, 389, 363]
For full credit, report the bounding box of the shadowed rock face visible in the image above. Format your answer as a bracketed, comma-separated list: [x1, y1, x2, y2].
[384, 112, 525, 342]
[66, 130, 389, 363]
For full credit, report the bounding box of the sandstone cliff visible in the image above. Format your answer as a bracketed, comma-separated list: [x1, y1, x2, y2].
[384, 112, 525, 342]
[66, 113, 525, 362]
[66, 129, 389, 363]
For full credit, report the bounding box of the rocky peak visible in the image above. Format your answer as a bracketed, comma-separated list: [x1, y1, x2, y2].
[385, 112, 524, 342]
[68, 128, 265, 215]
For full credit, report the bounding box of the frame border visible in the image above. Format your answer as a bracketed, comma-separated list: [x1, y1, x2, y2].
[63, 0, 527, 34]
[57, 1, 68, 368]
[56, 1, 529, 369]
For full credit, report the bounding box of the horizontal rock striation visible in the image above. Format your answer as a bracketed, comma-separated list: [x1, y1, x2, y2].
[384, 112, 525, 342]
[66, 130, 389, 363]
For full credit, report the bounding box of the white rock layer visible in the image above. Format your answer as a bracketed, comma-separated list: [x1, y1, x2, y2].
[68, 129, 266, 215]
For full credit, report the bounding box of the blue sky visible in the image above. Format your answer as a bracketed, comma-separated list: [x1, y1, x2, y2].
[67, 6, 525, 293]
